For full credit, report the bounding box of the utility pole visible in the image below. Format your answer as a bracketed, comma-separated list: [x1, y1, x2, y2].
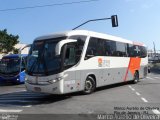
[153, 41, 156, 54]
[153, 41, 158, 62]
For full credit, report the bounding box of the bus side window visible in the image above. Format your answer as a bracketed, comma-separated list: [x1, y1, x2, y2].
[85, 37, 106, 59]
[105, 40, 116, 56]
[105, 40, 112, 56]
[68, 35, 87, 62]
[128, 44, 135, 57]
[115, 42, 128, 57]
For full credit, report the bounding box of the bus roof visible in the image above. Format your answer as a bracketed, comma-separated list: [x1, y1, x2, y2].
[35, 30, 146, 47]
[2, 54, 28, 59]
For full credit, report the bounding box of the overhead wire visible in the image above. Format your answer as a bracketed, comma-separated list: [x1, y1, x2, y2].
[0, 0, 101, 12]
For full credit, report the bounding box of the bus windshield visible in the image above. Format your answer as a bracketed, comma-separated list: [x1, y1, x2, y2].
[26, 37, 66, 76]
[0, 57, 20, 75]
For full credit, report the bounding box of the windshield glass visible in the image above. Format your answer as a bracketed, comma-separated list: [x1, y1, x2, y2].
[0, 57, 20, 75]
[26, 37, 66, 76]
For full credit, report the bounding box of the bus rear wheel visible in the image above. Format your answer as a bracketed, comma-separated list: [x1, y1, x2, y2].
[132, 71, 139, 84]
[83, 76, 96, 94]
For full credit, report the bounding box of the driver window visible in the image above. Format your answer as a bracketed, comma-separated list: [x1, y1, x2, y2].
[64, 44, 76, 68]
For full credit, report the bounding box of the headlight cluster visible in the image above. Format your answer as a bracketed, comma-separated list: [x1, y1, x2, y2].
[25, 77, 32, 84]
[25, 77, 28, 81]
[25, 76, 63, 85]
[48, 77, 63, 84]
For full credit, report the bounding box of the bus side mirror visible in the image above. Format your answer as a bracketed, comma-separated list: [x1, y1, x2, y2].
[55, 39, 77, 56]
[111, 15, 118, 27]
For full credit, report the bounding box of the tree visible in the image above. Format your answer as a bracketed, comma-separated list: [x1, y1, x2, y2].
[0, 29, 19, 54]
[13, 48, 19, 54]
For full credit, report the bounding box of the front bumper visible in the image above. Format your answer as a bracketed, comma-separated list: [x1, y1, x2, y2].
[25, 80, 63, 94]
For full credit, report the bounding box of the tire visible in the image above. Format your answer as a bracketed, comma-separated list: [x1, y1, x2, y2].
[83, 76, 96, 94]
[148, 67, 151, 73]
[132, 71, 139, 84]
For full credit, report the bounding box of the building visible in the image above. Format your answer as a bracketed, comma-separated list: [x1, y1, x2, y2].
[148, 49, 160, 62]
[14, 43, 30, 54]
[0, 43, 30, 59]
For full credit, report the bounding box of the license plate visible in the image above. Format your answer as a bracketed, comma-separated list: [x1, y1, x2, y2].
[34, 87, 41, 92]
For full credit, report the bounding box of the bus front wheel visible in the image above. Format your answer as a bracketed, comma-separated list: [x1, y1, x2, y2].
[83, 76, 96, 94]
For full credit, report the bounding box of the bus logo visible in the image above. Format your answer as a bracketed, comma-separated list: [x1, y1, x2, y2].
[98, 58, 103, 67]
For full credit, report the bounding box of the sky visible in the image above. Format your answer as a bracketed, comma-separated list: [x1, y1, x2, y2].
[0, 0, 160, 50]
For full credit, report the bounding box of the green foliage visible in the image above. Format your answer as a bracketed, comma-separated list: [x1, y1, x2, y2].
[13, 48, 19, 54]
[0, 29, 19, 54]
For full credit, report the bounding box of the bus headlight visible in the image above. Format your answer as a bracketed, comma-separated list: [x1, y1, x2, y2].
[25, 77, 28, 81]
[48, 77, 63, 84]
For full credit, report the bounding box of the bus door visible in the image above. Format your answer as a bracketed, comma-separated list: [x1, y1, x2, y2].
[62, 42, 77, 92]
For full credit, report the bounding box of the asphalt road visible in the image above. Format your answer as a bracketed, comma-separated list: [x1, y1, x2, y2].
[0, 69, 160, 120]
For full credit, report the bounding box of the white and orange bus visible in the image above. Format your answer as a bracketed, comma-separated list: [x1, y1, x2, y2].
[25, 30, 148, 94]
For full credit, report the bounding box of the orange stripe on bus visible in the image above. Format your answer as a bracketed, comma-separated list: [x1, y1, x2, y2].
[124, 57, 141, 81]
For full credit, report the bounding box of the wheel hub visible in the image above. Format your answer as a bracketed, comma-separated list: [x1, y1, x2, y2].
[85, 80, 92, 91]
